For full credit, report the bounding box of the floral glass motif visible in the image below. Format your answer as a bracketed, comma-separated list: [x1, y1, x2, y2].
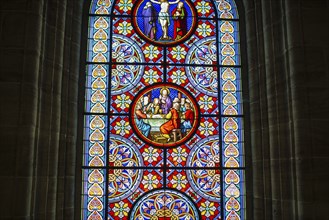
[83, 0, 245, 219]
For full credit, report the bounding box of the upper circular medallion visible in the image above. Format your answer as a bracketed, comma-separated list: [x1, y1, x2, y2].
[132, 0, 197, 46]
[111, 35, 145, 95]
[130, 83, 199, 148]
[185, 37, 218, 96]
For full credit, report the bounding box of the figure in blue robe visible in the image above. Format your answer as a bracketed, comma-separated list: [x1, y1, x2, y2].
[142, 2, 157, 40]
[135, 102, 151, 137]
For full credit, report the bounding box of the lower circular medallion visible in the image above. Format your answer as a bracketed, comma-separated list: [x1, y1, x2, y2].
[186, 136, 221, 201]
[107, 135, 143, 202]
[129, 189, 200, 220]
[130, 83, 199, 148]
[132, 0, 197, 46]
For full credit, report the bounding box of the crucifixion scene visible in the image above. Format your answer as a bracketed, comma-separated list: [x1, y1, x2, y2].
[134, 0, 195, 44]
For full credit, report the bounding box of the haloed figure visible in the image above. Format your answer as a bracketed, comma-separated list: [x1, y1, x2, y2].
[142, 2, 157, 40]
[172, 1, 187, 40]
[159, 87, 172, 114]
[150, 0, 180, 40]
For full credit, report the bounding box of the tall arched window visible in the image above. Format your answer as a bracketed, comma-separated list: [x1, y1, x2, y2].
[82, 0, 245, 219]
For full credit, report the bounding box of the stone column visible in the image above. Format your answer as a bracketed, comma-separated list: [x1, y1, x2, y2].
[244, 0, 329, 219]
[0, 0, 82, 219]
[285, 0, 329, 219]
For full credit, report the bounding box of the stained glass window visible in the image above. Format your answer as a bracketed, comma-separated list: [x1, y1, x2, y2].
[82, 0, 245, 219]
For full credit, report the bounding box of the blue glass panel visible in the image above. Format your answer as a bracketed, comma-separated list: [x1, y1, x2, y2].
[85, 0, 245, 219]
[90, 0, 114, 14]
[223, 169, 245, 220]
[220, 67, 243, 115]
[88, 17, 111, 39]
[219, 20, 240, 43]
[219, 42, 241, 65]
[221, 117, 244, 167]
[85, 88, 108, 114]
[85, 65, 109, 113]
[220, 91, 243, 115]
[220, 67, 242, 90]
[215, 0, 239, 19]
[83, 115, 108, 166]
[82, 168, 106, 220]
[87, 39, 110, 63]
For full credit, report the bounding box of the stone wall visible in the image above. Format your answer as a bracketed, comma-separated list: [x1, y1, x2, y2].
[244, 0, 329, 219]
[0, 0, 82, 219]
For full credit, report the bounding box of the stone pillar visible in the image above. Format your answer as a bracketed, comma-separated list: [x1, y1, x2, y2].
[0, 0, 82, 219]
[244, 0, 329, 219]
[285, 0, 329, 219]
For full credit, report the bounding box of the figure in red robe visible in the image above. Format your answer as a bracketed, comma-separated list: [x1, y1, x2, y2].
[172, 1, 187, 40]
[160, 102, 181, 141]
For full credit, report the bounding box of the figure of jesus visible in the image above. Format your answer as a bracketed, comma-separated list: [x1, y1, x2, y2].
[150, 0, 180, 40]
[159, 87, 172, 114]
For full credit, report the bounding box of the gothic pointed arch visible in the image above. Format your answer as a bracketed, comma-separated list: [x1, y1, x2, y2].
[82, 0, 245, 219]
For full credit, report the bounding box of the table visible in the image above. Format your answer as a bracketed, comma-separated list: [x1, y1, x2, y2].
[142, 114, 168, 131]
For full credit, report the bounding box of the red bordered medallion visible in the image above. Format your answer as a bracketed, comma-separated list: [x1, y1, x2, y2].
[132, 0, 197, 46]
[130, 83, 200, 148]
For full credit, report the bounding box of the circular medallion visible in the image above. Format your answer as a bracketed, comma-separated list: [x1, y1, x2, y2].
[186, 136, 221, 201]
[185, 37, 218, 96]
[107, 135, 143, 202]
[132, 0, 197, 46]
[130, 83, 199, 148]
[129, 189, 200, 220]
[111, 34, 145, 95]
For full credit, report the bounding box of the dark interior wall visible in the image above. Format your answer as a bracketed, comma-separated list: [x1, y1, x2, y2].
[244, 0, 329, 219]
[0, 0, 82, 219]
[0, 0, 328, 219]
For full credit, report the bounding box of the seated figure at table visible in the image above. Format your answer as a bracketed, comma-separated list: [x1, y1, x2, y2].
[142, 96, 151, 113]
[135, 101, 151, 137]
[180, 98, 186, 112]
[173, 97, 180, 104]
[172, 97, 180, 114]
[160, 102, 181, 142]
[146, 98, 161, 114]
[181, 102, 194, 134]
